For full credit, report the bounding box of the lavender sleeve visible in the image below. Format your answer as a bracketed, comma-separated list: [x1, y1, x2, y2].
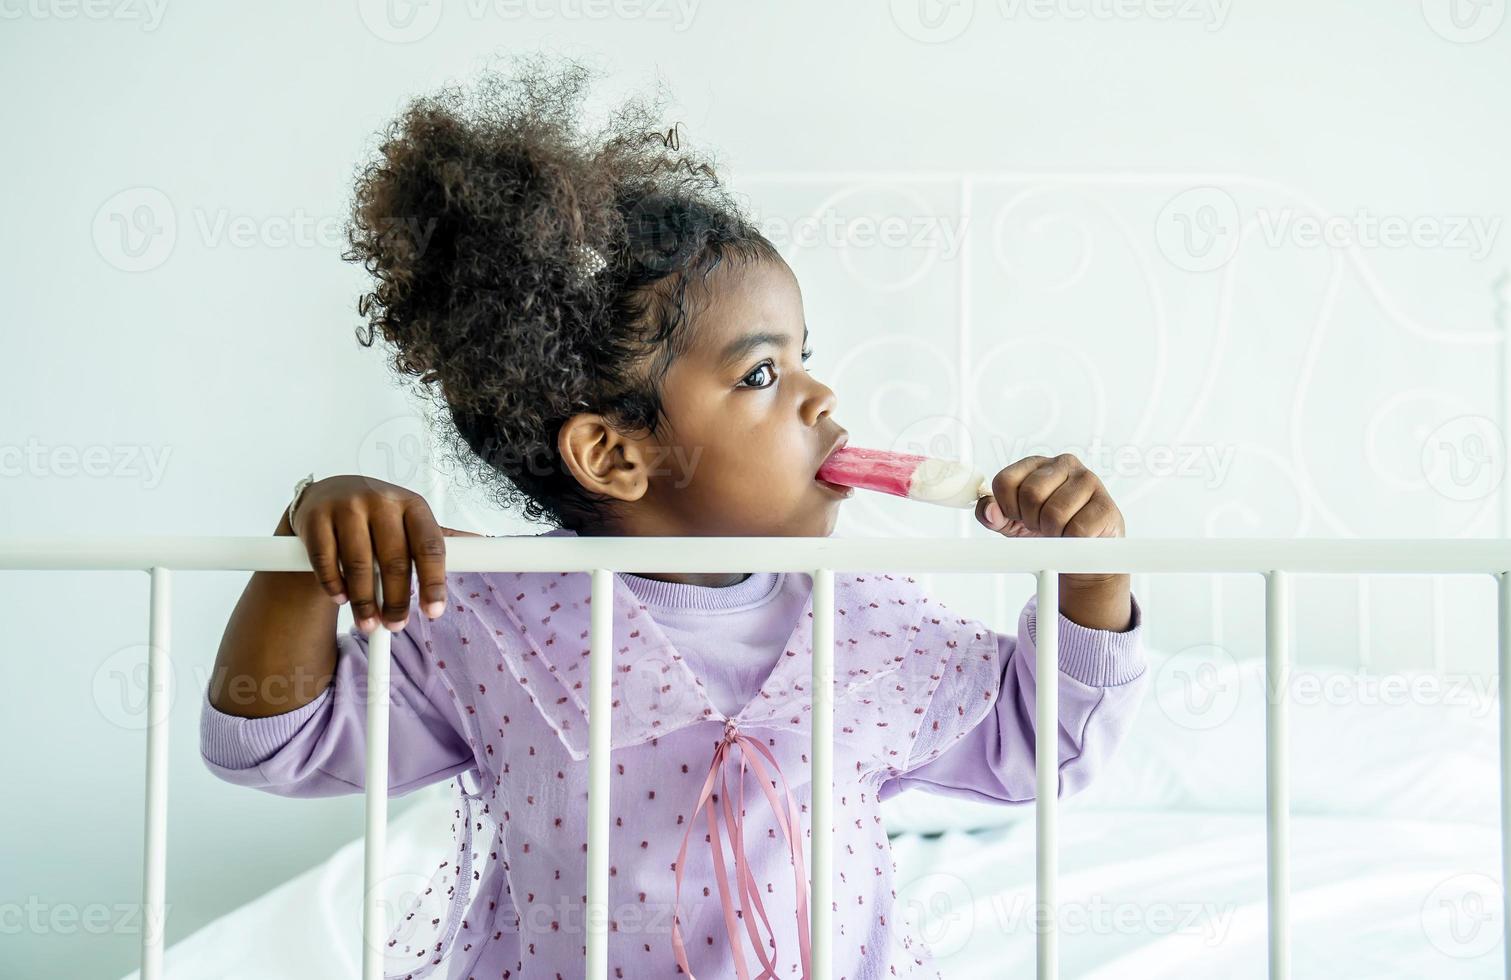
[199, 592, 476, 799]
[879, 590, 1148, 805]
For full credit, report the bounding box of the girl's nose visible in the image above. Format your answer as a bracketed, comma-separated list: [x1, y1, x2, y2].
[804, 378, 839, 425]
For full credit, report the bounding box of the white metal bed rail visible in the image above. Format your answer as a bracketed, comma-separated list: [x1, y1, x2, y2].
[3, 535, 1508, 980]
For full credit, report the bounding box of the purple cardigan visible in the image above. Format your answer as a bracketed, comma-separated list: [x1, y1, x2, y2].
[201, 528, 1148, 979]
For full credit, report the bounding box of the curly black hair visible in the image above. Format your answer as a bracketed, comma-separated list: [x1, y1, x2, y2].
[342, 51, 781, 532]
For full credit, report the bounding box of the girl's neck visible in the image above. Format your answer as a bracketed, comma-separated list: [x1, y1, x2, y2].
[558, 524, 758, 590]
[630, 571, 751, 588]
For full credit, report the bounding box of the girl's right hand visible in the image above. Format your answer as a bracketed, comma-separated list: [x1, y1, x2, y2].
[287, 475, 482, 633]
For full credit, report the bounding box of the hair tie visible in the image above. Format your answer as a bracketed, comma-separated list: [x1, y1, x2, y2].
[571, 242, 607, 283]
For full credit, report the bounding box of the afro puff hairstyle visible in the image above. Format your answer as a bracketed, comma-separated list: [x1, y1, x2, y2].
[342, 51, 781, 532]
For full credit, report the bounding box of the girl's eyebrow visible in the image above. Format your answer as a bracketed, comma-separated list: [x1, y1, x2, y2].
[718, 324, 809, 367]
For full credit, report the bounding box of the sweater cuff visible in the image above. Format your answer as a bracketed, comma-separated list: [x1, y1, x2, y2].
[1025, 591, 1146, 688]
[199, 683, 331, 770]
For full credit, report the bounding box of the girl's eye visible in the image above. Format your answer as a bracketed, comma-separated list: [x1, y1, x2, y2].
[738, 348, 814, 389]
[740, 363, 775, 388]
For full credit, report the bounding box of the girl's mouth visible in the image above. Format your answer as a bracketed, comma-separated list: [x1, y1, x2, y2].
[815, 476, 855, 498]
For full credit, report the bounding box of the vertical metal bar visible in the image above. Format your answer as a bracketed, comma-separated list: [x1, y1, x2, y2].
[1035, 569, 1058, 980]
[361, 571, 391, 980]
[139, 567, 170, 980]
[1265, 570, 1291, 980]
[1498, 570, 1510, 980]
[1432, 576, 1447, 674]
[587, 569, 613, 979]
[811, 567, 835, 979]
[1358, 577, 1371, 670]
[957, 174, 973, 545]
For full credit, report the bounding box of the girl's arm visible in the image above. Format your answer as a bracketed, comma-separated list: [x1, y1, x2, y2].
[204, 509, 343, 719]
[199, 578, 475, 798]
[879, 590, 1147, 805]
[200, 482, 476, 798]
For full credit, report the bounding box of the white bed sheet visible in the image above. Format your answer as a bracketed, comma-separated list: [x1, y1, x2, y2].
[888, 809, 1502, 979]
[119, 786, 1502, 979]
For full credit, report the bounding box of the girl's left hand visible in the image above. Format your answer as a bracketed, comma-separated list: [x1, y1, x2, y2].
[975, 453, 1125, 542]
[975, 454, 1133, 630]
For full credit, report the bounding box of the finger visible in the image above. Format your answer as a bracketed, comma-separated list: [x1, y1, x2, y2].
[301, 512, 347, 604]
[1064, 490, 1122, 539]
[369, 507, 414, 632]
[975, 494, 1009, 531]
[440, 525, 483, 537]
[405, 506, 451, 620]
[987, 455, 1051, 524]
[1037, 473, 1099, 537]
[336, 510, 379, 633]
[1016, 458, 1075, 532]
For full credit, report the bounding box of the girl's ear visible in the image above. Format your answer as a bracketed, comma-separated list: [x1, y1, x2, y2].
[558, 413, 654, 504]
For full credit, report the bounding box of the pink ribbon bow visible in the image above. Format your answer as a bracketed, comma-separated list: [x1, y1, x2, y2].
[672, 719, 812, 979]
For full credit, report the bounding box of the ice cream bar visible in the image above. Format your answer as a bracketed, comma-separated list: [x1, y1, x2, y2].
[817, 445, 992, 509]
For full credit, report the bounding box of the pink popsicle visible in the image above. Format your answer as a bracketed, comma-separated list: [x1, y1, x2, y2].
[817, 445, 992, 509]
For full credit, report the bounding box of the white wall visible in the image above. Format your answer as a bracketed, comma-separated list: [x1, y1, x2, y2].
[2, 2, 1508, 976]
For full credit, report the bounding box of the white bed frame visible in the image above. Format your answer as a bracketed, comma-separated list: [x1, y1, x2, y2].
[7, 172, 1508, 980]
[1, 536, 1508, 980]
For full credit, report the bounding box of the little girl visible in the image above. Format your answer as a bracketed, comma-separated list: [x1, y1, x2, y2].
[200, 54, 1147, 980]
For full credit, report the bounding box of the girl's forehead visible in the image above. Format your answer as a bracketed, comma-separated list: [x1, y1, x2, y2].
[684, 258, 805, 358]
